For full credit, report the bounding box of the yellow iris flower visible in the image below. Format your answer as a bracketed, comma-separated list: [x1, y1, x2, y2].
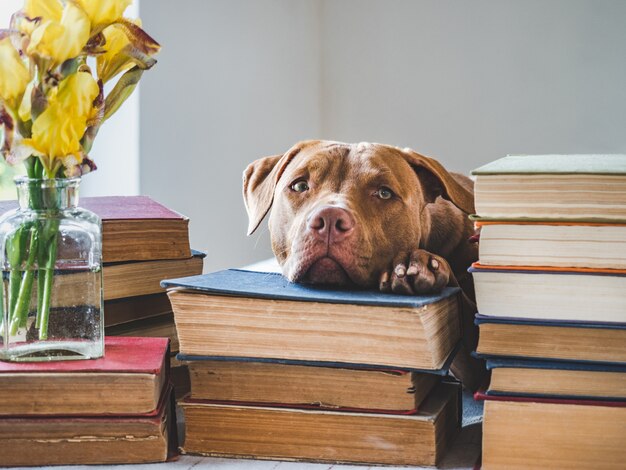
[0, 37, 30, 110]
[97, 23, 135, 83]
[26, 1, 90, 66]
[21, 72, 99, 174]
[75, 0, 132, 32]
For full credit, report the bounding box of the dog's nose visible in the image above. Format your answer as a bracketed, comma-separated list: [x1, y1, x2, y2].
[307, 206, 355, 242]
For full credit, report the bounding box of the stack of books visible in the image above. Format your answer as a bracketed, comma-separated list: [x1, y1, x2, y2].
[0, 337, 176, 466]
[0, 195, 205, 397]
[163, 268, 465, 466]
[470, 154, 626, 468]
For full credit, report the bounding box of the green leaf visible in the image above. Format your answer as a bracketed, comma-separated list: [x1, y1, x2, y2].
[103, 66, 143, 122]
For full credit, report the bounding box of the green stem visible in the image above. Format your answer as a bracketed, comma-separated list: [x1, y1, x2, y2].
[7, 225, 28, 328]
[10, 227, 38, 336]
[36, 266, 45, 330]
[38, 221, 59, 341]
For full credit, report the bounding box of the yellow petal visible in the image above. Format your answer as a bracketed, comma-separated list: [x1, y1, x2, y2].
[0, 38, 31, 109]
[29, 72, 99, 161]
[27, 1, 90, 66]
[75, 0, 132, 30]
[18, 83, 34, 122]
[97, 24, 132, 82]
[24, 0, 63, 22]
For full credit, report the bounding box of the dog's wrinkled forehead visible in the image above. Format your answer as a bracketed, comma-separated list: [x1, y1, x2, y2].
[281, 142, 417, 191]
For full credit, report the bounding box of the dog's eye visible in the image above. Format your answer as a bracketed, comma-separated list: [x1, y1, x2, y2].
[291, 180, 309, 193]
[375, 187, 394, 200]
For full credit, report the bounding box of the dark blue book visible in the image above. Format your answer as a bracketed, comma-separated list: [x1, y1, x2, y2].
[161, 269, 463, 371]
[475, 314, 626, 365]
[486, 357, 626, 402]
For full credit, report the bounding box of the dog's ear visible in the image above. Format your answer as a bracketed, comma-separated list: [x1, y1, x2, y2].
[399, 148, 475, 214]
[243, 141, 317, 235]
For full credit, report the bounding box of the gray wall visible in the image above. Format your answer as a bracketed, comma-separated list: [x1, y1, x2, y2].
[140, 0, 626, 272]
[140, 1, 321, 269]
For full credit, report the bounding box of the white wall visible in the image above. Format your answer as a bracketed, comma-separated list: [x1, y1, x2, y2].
[139, 0, 322, 269]
[140, 0, 626, 272]
[81, 2, 140, 197]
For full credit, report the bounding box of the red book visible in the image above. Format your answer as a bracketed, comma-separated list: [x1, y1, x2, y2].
[0, 196, 191, 262]
[0, 336, 170, 416]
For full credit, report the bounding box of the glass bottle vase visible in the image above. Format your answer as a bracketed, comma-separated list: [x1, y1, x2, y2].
[0, 177, 104, 361]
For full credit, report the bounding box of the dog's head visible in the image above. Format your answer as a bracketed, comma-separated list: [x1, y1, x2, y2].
[243, 140, 474, 287]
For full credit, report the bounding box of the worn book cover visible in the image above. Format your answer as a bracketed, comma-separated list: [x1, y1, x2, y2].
[471, 154, 626, 221]
[181, 381, 460, 466]
[477, 389, 626, 469]
[0, 336, 169, 416]
[180, 357, 444, 412]
[475, 315, 626, 364]
[485, 357, 626, 401]
[163, 269, 463, 370]
[474, 314, 626, 364]
[0, 384, 177, 466]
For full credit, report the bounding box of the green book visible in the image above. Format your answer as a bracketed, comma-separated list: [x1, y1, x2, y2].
[470, 154, 626, 221]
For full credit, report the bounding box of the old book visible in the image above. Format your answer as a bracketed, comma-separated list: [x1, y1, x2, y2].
[181, 382, 460, 466]
[475, 315, 626, 363]
[105, 315, 188, 398]
[0, 385, 177, 466]
[486, 358, 626, 400]
[0, 337, 169, 416]
[50, 251, 205, 304]
[0, 195, 192, 263]
[106, 313, 180, 354]
[184, 359, 440, 412]
[104, 293, 173, 327]
[470, 265, 626, 323]
[471, 154, 626, 221]
[475, 221, 626, 269]
[163, 269, 462, 370]
[478, 392, 626, 469]
[103, 250, 204, 300]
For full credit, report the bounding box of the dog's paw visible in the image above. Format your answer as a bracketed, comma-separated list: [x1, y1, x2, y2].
[378, 249, 451, 295]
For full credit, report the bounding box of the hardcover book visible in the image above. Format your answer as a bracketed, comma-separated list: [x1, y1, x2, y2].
[485, 357, 626, 401]
[104, 293, 173, 327]
[470, 264, 626, 323]
[477, 391, 626, 469]
[181, 381, 460, 467]
[50, 251, 205, 304]
[474, 315, 626, 364]
[183, 358, 440, 412]
[475, 220, 626, 269]
[0, 196, 192, 263]
[0, 384, 177, 466]
[0, 336, 169, 416]
[471, 154, 626, 221]
[106, 313, 180, 355]
[162, 269, 463, 371]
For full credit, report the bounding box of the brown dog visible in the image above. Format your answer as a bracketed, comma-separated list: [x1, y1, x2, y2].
[243, 140, 484, 390]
